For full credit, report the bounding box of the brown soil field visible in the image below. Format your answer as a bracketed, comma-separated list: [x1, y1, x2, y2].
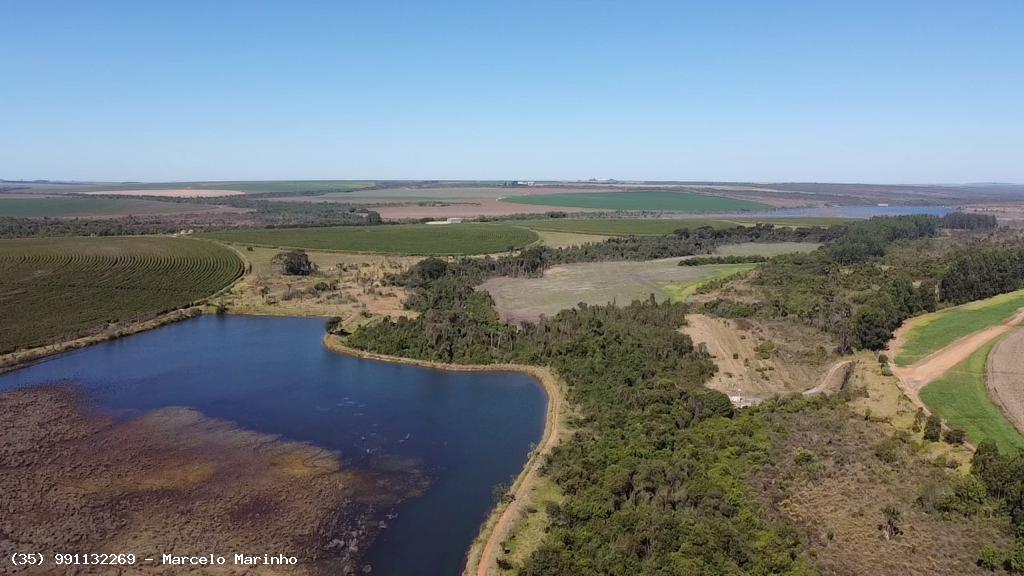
[85, 189, 245, 198]
[759, 404, 1012, 576]
[681, 314, 832, 404]
[986, 327, 1024, 433]
[0, 386, 424, 575]
[214, 247, 416, 331]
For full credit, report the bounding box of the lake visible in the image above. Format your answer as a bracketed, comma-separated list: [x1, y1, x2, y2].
[0, 315, 547, 575]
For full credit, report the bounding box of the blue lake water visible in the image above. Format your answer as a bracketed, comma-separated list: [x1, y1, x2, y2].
[0, 315, 547, 576]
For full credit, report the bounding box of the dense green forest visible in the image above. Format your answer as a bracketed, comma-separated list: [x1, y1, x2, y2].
[972, 442, 1024, 571]
[716, 215, 1014, 352]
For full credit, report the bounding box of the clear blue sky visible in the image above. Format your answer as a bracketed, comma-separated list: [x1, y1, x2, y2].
[2, 1, 1022, 183]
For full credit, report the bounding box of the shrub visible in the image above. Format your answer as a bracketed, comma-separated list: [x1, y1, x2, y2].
[944, 427, 967, 445]
[924, 414, 942, 441]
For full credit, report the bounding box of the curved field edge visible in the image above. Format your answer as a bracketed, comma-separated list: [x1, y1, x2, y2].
[985, 328, 1024, 436]
[321, 335, 568, 576]
[919, 337, 1024, 452]
[199, 223, 540, 255]
[894, 289, 1024, 367]
[0, 236, 244, 354]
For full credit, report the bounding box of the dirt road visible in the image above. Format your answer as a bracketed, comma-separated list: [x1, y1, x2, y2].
[889, 308, 1024, 406]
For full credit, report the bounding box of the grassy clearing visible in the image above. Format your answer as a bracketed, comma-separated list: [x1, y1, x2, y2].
[0, 197, 213, 217]
[895, 290, 1024, 366]
[502, 190, 770, 212]
[663, 263, 756, 301]
[496, 477, 564, 575]
[201, 223, 539, 255]
[0, 237, 243, 353]
[715, 242, 821, 257]
[480, 259, 747, 323]
[920, 338, 1024, 452]
[515, 217, 846, 236]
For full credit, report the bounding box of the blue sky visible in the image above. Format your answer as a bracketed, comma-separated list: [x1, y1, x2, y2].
[2, 1, 1022, 183]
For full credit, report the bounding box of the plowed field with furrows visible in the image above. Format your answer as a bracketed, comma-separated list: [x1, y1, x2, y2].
[0, 237, 243, 353]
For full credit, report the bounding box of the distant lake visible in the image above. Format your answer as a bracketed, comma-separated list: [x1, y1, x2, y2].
[0, 315, 546, 576]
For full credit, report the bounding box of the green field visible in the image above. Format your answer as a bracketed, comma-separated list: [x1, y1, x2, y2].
[0, 237, 243, 354]
[662, 263, 757, 301]
[202, 223, 539, 255]
[894, 290, 1024, 366]
[502, 190, 771, 212]
[920, 339, 1024, 452]
[0, 197, 214, 217]
[515, 217, 846, 236]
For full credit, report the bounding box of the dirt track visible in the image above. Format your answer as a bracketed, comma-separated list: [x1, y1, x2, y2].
[889, 308, 1024, 406]
[986, 328, 1024, 433]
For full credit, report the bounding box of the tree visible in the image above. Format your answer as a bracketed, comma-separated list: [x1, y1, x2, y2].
[275, 250, 317, 276]
[924, 414, 942, 441]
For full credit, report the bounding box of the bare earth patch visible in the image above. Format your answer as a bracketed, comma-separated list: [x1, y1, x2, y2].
[986, 327, 1024, 433]
[86, 188, 245, 198]
[682, 314, 831, 404]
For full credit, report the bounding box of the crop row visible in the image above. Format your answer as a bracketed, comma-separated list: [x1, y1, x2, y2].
[0, 237, 243, 354]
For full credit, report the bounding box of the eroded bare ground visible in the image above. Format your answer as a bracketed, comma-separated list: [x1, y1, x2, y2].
[0, 387, 425, 575]
[682, 314, 832, 404]
[987, 327, 1024, 433]
[758, 404, 1012, 576]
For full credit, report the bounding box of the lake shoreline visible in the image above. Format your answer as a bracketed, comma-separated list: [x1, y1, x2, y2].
[323, 334, 569, 576]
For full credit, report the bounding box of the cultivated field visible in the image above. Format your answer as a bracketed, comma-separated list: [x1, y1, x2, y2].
[201, 223, 539, 255]
[84, 189, 244, 198]
[0, 197, 223, 217]
[894, 290, 1024, 366]
[56, 180, 375, 195]
[985, 327, 1024, 434]
[502, 190, 770, 211]
[480, 259, 746, 323]
[515, 217, 845, 236]
[0, 237, 243, 353]
[920, 339, 1024, 452]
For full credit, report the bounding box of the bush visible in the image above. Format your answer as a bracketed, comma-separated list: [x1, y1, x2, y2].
[924, 414, 942, 441]
[944, 427, 967, 445]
